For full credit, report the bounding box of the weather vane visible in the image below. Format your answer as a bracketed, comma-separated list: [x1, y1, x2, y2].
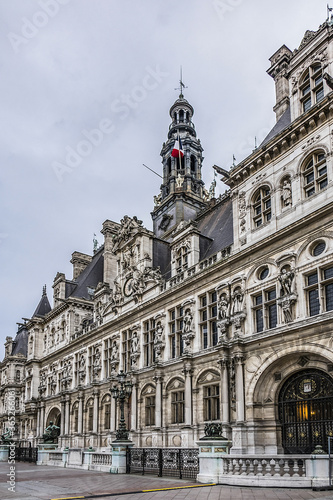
[175, 66, 188, 98]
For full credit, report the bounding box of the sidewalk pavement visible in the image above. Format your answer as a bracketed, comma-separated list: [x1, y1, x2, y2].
[0, 462, 332, 500]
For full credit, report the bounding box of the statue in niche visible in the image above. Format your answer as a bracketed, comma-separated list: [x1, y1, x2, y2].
[183, 308, 193, 334]
[176, 173, 184, 188]
[218, 293, 230, 320]
[131, 332, 139, 354]
[282, 178, 292, 207]
[278, 268, 294, 296]
[231, 287, 244, 315]
[154, 322, 163, 344]
[111, 340, 118, 361]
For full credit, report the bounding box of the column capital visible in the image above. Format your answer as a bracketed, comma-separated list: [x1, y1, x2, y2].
[217, 356, 229, 369]
[232, 352, 245, 365]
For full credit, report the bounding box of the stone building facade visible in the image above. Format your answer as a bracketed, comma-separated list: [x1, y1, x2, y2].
[1, 16, 333, 457]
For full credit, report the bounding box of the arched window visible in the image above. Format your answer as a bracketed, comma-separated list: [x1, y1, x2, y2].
[179, 109, 184, 123]
[167, 157, 172, 175]
[190, 155, 196, 174]
[302, 151, 327, 198]
[252, 186, 271, 228]
[141, 385, 156, 427]
[86, 399, 94, 432]
[101, 395, 111, 430]
[300, 64, 324, 113]
[72, 401, 79, 433]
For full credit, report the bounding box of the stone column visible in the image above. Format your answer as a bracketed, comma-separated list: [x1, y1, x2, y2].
[154, 372, 163, 428]
[93, 388, 99, 434]
[183, 362, 192, 426]
[36, 404, 40, 437]
[65, 397, 70, 435]
[110, 394, 116, 432]
[78, 392, 83, 434]
[130, 378, 137, 431]
[230, 353, 247, 454]
[234, 354, 245, 423]
[218, 357, 230, 425]
[39, 402, 45, 436]
[60, 397, 66, 436]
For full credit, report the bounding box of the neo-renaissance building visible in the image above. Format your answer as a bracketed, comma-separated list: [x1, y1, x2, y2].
[1, 16, 333, 458]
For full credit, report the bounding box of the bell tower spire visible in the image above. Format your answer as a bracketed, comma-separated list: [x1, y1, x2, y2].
[152, 84, 206, 238]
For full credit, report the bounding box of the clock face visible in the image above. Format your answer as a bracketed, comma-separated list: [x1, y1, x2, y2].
[123, 278, 133, 297]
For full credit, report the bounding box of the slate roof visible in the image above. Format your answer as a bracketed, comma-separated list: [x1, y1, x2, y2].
[33, 286, 51, 318]
[11, 325, 28, 357]
[196, 196, 234, 259]
[260, 107, 291, 148]
[67, 248, 104, 300]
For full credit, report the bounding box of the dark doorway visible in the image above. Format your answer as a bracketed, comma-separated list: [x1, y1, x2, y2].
[278, 369, 333, 453]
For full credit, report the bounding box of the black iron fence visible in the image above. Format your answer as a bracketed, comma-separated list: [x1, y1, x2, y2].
[126, 447, 199, 479]
[14, 442, 38, 463]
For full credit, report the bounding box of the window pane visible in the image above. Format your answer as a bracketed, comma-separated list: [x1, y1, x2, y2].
[324, 267, 333, 280]
[255, 295, 263, 305]
[306, 172, 314, 184]
[319, 179, 328, 190]
[268, 304, 277, 329]
[309, 289, 320, 316]
[267, 289, 276, 301]
[325, 283, 333, 311]
[303, 97, 312, 112]
[316, 87, 324, 103]
[256, 308, 264, 332]
[308, 272, 318, 286]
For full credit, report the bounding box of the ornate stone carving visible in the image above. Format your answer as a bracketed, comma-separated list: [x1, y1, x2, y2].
[277, 266, 297, 323]
[182, 306, 194, 354]
[281, 177, 292, 207]
[158, 213, 173, 231]
[111, 215, 143, 253]
[92, 346, 101, 379]
[109, 340, 119, 375]
[153, 320, 165, 361]
[78, 352, 86, 384]
[301, 135, 321, 151]
[238, 191, 246, 233]
[130, 329, 140, 368]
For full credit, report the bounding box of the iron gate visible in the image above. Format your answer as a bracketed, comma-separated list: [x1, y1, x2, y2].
[278, 369, 333, 454]
[15, 443, 38, 463]
[126, 448, 199, 479]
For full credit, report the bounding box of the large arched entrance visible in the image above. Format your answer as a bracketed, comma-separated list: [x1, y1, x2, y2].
[278, 369, 333, 453]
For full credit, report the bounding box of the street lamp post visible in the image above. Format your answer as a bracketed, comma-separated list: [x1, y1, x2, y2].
[111, 370, 132, 441]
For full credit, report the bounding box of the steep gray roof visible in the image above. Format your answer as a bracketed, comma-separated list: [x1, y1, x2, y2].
[260, 107, 291, 148]
[67, 248, 104, 300]
[33, 286, 51, 318]
[11, 325, 28, 357]
[196, 196, 233, 259]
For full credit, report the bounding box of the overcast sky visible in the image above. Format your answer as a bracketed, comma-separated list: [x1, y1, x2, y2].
[0, 0, 328, 355]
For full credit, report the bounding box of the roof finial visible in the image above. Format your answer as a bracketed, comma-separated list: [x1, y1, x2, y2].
[42, 284, 47, 296]
[175, 66, 188, 98]
[328, 4, 333, 23]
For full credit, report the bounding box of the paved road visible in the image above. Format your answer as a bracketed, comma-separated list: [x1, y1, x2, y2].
[0, 462, 332, 500]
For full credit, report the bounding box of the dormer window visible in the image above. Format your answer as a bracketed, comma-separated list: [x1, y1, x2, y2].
[300, 64, 324, 113]
[176, 246, 188, 272]
[252, 186, 271, 228]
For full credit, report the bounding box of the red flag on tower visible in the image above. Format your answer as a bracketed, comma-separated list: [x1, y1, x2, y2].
[171, 135, 184, 158]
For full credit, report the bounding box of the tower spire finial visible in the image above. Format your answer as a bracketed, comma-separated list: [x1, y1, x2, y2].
[174, 66, 188, 98]
[328, 4, 333, 23]
[42, 284, 47, 296]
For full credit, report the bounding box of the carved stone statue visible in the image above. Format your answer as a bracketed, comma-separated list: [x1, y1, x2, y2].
[42, 421, 60, 443]
[183, 308, 193, 334]
[231, 287, 244, 315]
[111, 340, 118, 361]
[131, 332, 138, 354]
[278, 268, 294, 296]
[282, 179, 292, 207]
[176, 173, 184, 188]
[218, 293, 230, 320]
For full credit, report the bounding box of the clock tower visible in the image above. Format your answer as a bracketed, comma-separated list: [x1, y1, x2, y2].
[152, 91, 207, 239]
